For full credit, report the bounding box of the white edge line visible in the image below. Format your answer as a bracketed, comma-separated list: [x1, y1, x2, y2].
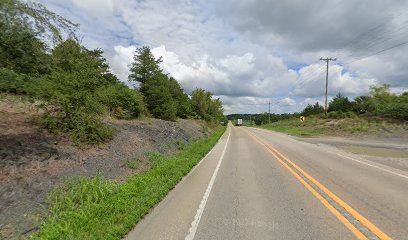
[336, 152, 408, 180]
[250, 127, 408, 181]
[185, 126, 231, 240]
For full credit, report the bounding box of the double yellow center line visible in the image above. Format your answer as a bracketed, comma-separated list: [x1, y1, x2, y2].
[244, 128, 392, 240]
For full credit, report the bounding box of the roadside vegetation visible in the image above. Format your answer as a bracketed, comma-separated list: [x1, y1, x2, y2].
[33, 126, 225, 240]
[228, 84, 408, 137]
[0, 0, 225, 145]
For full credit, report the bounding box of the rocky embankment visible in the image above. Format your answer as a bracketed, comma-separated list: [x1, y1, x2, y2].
[0, 94, 210, 238]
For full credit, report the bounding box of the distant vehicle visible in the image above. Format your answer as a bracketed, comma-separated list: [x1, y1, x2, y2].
[237, 119, 243, 126]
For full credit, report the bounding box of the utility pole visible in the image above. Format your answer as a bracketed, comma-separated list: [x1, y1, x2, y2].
[320, 57, 336, 114]
[268, 102, 271, 123]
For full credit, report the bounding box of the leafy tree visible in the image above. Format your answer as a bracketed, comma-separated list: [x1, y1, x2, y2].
[95, 82, 144, 119]
[352, 95, 373, 114]
[28, 40, 145, 144]
[0, 19, 50, 75]
[301, 102, 325, 116]
[328, 93, 353, 112]
[143, 74, 177, 121]
[0, 0, 78, 44]
[168, 77, 191, 118]
[191, 88, 224, 122]
[129, 46, 162, 88]
[367, 84, 408, 119]
[129, 46, 184, 121]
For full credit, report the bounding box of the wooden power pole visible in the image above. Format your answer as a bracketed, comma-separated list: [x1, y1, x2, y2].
[320, 57, 336, 113]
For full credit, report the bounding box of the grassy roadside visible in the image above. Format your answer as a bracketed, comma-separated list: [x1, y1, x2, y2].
[254, 115, 407, 137]
[33, 126, 226, 240]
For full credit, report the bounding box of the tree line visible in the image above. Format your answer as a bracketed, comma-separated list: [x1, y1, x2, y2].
[0, 0, 224, 144]
[228, 84, 408, 125]
[301, 84, 408, 120]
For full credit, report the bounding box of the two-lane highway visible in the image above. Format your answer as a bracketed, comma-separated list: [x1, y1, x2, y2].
[126, 124, 408, 240]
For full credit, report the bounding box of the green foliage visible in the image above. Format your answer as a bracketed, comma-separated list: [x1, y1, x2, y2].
[301, 102, 325, 116]
[257, 113, 406, 137]
[327, 111, 357, 119]
[191, 88, 224, 122]
[143, 74, 178, 121]
[129, 46, 225, 122]
[125, 160, 139, 170]
[0, 0, 78, 44]
[168, 77, 192, 118]
[128, 46, 162, 86]
[0, 18, 50, 75]
[129, 47, 181, 121]
[0, 68, 32, 94]
[0, 1, 225, 143]
[328, 93, 353, 112]
[23, 40, 143, 144]
[350, 84, 408, 120]
[96, 83, 144, 119]
[33, 127, 226, 240]
[352, 95, 373, 114]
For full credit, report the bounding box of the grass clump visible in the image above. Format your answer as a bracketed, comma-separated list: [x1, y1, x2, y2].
[125, 160, 139, 170]
[33, 126, 226, 240]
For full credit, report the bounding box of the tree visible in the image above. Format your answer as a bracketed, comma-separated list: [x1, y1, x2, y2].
[168, 77, 191, 118]
[143, 74, 177, 121]
[0, 18, 50, 75]
[352, 95, 373, 114]
[191, 88, 224, 122]
[301, 102, 325, 116]
[0, 0, 78, 44]
[328, 93, 353, 112]
[129, 46, 162, 88]
[129, 46, 182, 121]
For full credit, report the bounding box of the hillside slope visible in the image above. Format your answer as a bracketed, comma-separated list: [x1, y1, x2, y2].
[0, 94, 212, 238]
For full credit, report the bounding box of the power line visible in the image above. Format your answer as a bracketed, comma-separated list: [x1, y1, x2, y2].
[344, 40, 408, 65]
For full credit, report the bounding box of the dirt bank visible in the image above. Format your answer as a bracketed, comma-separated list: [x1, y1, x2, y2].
[0, 94, 212, 239]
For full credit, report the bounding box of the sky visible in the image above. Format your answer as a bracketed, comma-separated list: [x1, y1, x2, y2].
[38, 0, 408, 114]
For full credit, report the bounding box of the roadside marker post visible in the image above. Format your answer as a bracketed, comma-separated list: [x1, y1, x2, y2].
[300, 116, 305, 127]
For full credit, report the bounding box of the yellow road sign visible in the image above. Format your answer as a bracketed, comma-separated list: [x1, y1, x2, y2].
[300, 116, 305, 122]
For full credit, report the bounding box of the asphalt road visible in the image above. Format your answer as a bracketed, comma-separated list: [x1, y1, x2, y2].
[125, 124, 408, 240]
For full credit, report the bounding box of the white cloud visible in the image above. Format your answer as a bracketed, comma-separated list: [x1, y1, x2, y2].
[39, 0, 408, 114]
[110, 45, 136, 83]
[71, 0, 115, 16]
[291, 64, 377, 98]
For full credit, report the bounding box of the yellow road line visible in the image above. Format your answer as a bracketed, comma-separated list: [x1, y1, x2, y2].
[244, 129, 392, 240]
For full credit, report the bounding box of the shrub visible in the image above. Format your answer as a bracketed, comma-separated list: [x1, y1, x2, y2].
[96, 84, 144, 119]
[69, 113, 114, 145]
[328, 93, 353, 112]
[0, 68, 32, 94]
[302, 102, 325, 116]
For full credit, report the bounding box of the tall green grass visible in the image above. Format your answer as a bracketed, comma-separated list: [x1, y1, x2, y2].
[256, 114, 405, 137]
[33, 127, 226, 240]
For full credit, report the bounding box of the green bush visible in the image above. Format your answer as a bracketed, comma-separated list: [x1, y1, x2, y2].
[69, 113, 114, 145]
[302, 102, 325, 116]
[96, 84, 144, 119]
[328, 93, 353, 112]
[327, 111, 357, 119]
[0, 68, 32, 94]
